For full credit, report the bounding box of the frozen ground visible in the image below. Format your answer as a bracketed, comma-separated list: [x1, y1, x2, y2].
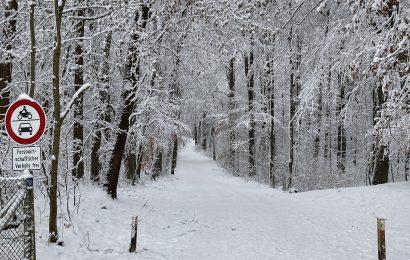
[36, 141, 410, 259]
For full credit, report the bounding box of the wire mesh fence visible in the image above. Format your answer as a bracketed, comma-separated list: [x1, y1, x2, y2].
[0, 175, 35, 260]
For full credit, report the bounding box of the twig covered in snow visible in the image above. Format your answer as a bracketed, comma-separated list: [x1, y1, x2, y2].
[60, 83, 91, 122]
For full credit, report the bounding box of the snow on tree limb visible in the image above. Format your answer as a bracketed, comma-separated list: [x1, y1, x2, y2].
[60, 83, 91, 122]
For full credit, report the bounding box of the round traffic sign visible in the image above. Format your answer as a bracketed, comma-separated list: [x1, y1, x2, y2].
[5, 98, 46, 145]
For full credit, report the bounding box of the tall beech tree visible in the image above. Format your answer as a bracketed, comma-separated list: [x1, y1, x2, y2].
[105, 4, 150, 199]
[72, 0, 86, 179]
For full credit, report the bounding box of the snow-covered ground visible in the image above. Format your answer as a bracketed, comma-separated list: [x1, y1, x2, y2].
[36, 141, 410, 259]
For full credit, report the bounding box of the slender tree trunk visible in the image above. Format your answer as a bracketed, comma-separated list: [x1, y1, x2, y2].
[29, 1, 36, 97]
[0, 0, 18, 122]
[372, 82, 389, 185]
[153, 148, 163, 180]
[211, 127, 216, 160]
[287, 27, 295, 190]
[198, 121, 202, 148]
[105, 5, 149, 199]
[315, 10, 329, 161]
[245, 51, 256, 177]
[372, 144, 389, 184]
[171, 136, 178, 175]
[90, 31, 112, 181]
[265, 52, 276, 187]
[194, 125, 198, 145]
[405, 147, 409, 181]
[201, 114, 206, 151]
[324, 70, 332, 163]
[133, 143, 144, 185]
[125, 145, 137, 182]
[314, 82, 323, 158]
[72, 1, 85, 179]
[227, 57, 236, 168]
[49, 0, 66, 243]
[370, 4, 397, 185]
[336, 72, 346, 174]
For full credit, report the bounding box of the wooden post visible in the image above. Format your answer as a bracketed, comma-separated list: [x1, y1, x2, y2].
[129, 216, 138, 253]
[377, 218, 386, 260]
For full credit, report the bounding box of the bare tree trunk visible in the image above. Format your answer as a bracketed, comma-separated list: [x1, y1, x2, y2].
[200, 114, 206, 151]
[152, 148, 163, 180]
[287, 26, 295, 190]
[29, 1, 36, 97]
[0, 0, 18, 122]
[125, 144, 137, 182]
[265, 52, 276, 187]
[370, 3, 397, 185]
[133, 143, 144, 185]
[194, 125, 198, 145]
[171, 136, 178, 175]
[372, 144, 389, 185]
[314, 82, 323, 158]
[211, 127, 216, 160]
[315, 10, 329, 161]
[49, 0, 66, 243]
[245, 51, 256, 177]
[405, 147, 409, 181]
[72, 0, 85, 179]
[372, 82, 389, 185]
[324, 70, 332, 164]
[227, 57, 236, 169]
[90, 31, 112, 181]
[336, 72, 346, 174]
[105, 5, 149, 199]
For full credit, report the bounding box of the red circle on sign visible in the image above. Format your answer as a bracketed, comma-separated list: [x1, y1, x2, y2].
[5, 99, 46, 145]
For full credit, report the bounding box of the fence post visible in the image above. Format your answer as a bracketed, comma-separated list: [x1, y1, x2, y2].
[129, 216, 138, 253]
[377, 218, 386, 260]
[24, 173, 36, 260]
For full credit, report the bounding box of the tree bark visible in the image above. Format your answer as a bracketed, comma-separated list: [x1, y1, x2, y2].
[29, 1, 36, 97]
[405, 147, 409, 182]
[336, 72, 346, 174]
[266, 53, 276, 187]
[49, 0, 66, 243]
[171, 136, 178, 175]
[372, 144, 389, 185]
[194, 125, 198, 145]
[125, 146, 137, 182]
[211, 127, 216, 160]
[0, 0, 18, 123]
[314, 81, 323, 158]
[72, 0, 85, 179]
[90, 31, 113, 181]
[152, 148, 163, 180]
[370, 2, 398, 185]
[105, 5, 149, 199]
[287, 27, 295, 190]
[133, 143, 144, 185]
[372, 80, 389, 185]
[245, 51, 256, 178]
[227, 57, 236, 169]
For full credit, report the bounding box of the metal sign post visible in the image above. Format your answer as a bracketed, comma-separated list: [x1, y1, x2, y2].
[24, 173, 36, 260]
[3, 96, 46, 260]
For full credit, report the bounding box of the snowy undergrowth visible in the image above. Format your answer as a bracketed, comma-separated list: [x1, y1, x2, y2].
[36, 142, 410, 260]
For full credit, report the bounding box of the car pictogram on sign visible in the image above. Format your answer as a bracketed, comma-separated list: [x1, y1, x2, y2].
[18, 123, 33, 135]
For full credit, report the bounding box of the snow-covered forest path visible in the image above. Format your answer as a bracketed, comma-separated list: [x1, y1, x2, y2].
[38, 141, 410, 260]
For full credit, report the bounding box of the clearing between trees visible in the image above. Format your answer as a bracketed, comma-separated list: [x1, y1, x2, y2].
[36, 141, 410, 260]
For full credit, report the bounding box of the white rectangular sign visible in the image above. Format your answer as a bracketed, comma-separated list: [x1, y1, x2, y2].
[12, 146, 41, 171]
